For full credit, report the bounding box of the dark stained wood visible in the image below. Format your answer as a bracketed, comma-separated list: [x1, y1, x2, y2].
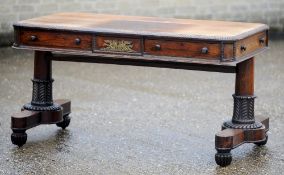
[215, 129, 244, 149]
[235, 57, 254, 95]
[13, 13, 269, 64]
[34, 51, 52, 79]
[11, 13, 270, 166]
[40, 110, 63, 124]
[20, 29, 92, 50]
[11, 99, 70, 131]
[11, 49, 72, 147]
[235, 31, 267, 59]
[51, 54, 236, 73]
[144, 39, 221, 59]
[11, 111, 41, 130]
[215, 116, 269, 150]
[15, 29, 268, 63]
[214, 56, 269, 167]
[224, 43, 234, 60]
[215, 126, 266, 149]
[16, 45, 241, 67]
[56, 99, 71, 116]
[14, 28, 268, 63]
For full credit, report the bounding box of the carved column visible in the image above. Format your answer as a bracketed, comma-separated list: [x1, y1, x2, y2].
[23, 51, 61, 111]
[223, 57, 262, 129]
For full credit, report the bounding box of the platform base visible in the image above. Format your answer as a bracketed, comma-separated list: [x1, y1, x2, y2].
[215, 116, 269, 167]
[11, 99, 71, 147]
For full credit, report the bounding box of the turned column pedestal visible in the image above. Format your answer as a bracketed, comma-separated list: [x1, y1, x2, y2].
[215, 57, 269, 166]
[11, 51, 71, 147]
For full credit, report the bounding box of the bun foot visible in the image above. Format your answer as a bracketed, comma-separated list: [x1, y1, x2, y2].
[255, 134, 268, 146]
[56, 115, 71, 129]
[215, 151, 232, 167]
[11, 131, 27, 147]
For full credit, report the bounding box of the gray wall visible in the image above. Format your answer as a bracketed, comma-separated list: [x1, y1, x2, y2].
[1, 0, 283, 46]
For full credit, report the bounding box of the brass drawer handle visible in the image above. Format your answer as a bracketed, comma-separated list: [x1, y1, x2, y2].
[240, 45, 247, 52]
[201, 47, 208, 54]
[30, 35, 37, 41]
[75, 38, 81, 45]
[154, 44, 161, 51]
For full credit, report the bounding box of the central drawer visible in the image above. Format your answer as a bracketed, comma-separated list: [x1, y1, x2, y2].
[144, 39, 221, 60]
[93, 35, 142, 55]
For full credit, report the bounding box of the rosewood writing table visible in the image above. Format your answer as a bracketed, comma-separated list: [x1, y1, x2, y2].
[12, 13, 269, 167]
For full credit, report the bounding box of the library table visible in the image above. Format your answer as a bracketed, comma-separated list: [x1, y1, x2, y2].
[11, 13, 269, 166]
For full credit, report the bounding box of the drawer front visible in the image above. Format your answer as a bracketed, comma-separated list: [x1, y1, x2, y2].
[235, 31, 267, 58]
[93, 36, 142, 55]
[144, 39, 221, 59]
[19, 29, 92, 50]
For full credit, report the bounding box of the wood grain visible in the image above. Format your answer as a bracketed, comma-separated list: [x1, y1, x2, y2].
[224, 43, 234, 60]
[20, 29, 92, 50]
[215, 125, 266, 149]
[235, 31, 267, 59]
[11, 99, 71, 130]
[235, 57, 254, 96]
[14, 12, 268, 41]
[33, 51, 52, 79]
[144, 39, 220, 59]
[13, 13, 269, 65]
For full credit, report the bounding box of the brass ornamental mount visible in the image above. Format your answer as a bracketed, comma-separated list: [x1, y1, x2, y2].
[101, 40, 134, 52]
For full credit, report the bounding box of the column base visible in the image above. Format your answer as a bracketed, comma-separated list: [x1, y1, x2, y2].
[222, 120, 263, 129]
[23, 102, 62, 111]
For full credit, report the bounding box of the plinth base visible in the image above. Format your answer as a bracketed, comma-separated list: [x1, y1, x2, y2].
[215, 116, 269, 167]
[11, 99, 71, 147]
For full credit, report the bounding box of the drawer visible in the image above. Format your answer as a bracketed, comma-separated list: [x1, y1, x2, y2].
[93, 35, 142, 55]
[144, 39, 221, 60]
[235, 31, 267, 59]
[19, 29, 92, 50]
